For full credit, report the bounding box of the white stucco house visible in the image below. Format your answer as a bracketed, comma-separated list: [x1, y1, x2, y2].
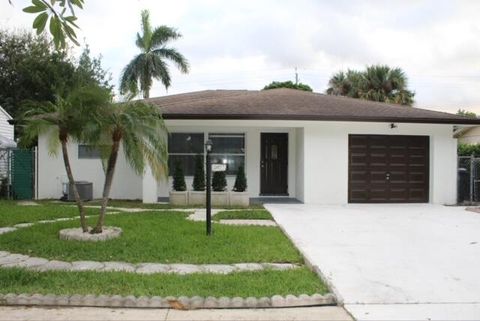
[0, 106, 16, 148]
[36, 89, 480, 204]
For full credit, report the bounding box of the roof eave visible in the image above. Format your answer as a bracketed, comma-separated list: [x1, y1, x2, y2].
[162, 113, 480, 125]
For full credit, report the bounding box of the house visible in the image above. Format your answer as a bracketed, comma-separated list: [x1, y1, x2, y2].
[0, 106, 16, 148]
[454, 126, 480, 145]
[36, 88, 480, 204]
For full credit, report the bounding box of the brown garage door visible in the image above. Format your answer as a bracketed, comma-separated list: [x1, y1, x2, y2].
[348, 135, 429, 203]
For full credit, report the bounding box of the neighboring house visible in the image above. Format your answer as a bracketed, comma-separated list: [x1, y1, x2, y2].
[0, 106, 16, 148]
[36, 88, 480, 204]
[0, 106, 16, 181]
[454, 126, 480, 145]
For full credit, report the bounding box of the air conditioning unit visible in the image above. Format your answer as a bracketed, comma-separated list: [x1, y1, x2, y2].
[65, 181, 93, 201]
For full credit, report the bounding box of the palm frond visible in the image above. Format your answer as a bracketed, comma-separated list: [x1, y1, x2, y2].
[151, 25, 181, 48]
[153, 48, 189, 73]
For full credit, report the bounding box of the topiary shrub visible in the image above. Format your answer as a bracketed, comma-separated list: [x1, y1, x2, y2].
[212, 170, 227, 192]
[192, 154, 205, 191]
[172, 160, 186, 191]
[233, 166, 247, 192]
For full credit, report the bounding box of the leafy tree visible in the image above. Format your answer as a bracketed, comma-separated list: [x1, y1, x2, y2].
[172, 160, 187, 192]
[85, 101, 168, 233]
[326, 65, 415, 106]
[120, 10, 190, 98]
[212, 171, 227, 192]
[20, 85, 111, 232]
[458, 143, 480, 156]
[233, 165, 247, 192]
[457, 109, 477, 119]
[263, 80, 313, 92]
[0, 29, 112, 123]
[9, 0, 84, 49]
[192, 154, 205, 191]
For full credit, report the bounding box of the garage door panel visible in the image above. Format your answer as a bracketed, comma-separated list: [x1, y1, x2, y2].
[348, 135, 429, 203]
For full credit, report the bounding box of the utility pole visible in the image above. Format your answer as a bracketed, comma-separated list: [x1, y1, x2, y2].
[295, 67, 298, 85]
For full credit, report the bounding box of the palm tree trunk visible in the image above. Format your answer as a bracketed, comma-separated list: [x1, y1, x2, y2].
[60, 135, 88, 232]
[143, 89, 149, 99]
[91, 132, 121, 234]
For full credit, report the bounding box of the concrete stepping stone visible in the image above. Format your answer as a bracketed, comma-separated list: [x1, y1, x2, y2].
[263, 263, 298, 270]
[219, 219, 277, 226]
[0, 254, 29, 266]
[102, 262, 136, 272]
[3, 257, 49, 268]
[169, 264, 203, 274]
[70, 261, 105, 271]
[17, 201, 39, 206]
[0, 227, 17, 235]
[34, 260, 72, 271]
[233, 263, 264, 271]
[0, 251, 10, 257]
[13, 223, 35, 228]
[136, 263, 170, 274]
[202, 264, 237, 274]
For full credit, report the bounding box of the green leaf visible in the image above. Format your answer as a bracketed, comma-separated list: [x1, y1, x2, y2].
[23, 6, 46, 13]
[32, 0, 48, 9]
[33, 12, 49, 34]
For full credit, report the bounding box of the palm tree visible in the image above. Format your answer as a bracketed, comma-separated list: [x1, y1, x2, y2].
[21, 85, 111, 232]
[88, 101, 168, 233]
[360, 65, 414, 106]
[326, 65, 415, 106]
[120, 10, 189, 98]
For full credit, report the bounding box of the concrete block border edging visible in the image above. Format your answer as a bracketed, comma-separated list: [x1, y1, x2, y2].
[0, 293, 336, 309]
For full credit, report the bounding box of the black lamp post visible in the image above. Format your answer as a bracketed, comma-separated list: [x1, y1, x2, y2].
[205, 139, 213, 236]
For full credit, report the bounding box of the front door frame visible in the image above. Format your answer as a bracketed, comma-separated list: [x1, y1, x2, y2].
[260, 132, 289, 196]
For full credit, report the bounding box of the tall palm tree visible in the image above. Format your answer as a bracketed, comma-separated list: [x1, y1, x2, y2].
[120, 10, 189, 98]
[21, 85, 111, 232]
[87, 101, 168, 233]
[360, 65, 414, 106]
[326, 65, 415, 106]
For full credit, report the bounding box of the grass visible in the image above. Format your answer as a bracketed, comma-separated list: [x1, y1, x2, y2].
[83, 199, 265, 210]
[0, 211, 301, 264]
[214, 210, 273, 221]
[0, 267, 327, 297]
[0, 201, 101, 227]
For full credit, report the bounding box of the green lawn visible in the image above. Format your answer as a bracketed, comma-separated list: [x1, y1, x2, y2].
[0, 201, 100, 227]
[0, 267, 327, 297]
[214, 210, 273, 221]
[0, 211, 301, 264]
[83, 199, 265, 210]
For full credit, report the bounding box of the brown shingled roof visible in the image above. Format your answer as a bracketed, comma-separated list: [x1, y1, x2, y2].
[145, 88, 480, 124]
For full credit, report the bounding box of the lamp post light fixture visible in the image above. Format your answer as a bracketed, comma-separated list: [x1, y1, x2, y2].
[205, 139, 213, 236]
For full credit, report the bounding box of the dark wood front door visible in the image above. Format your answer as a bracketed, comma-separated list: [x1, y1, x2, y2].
[348, 135, 429, 203]
[261, 133, 288, 195]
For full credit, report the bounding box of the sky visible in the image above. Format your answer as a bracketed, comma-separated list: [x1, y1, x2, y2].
[1, 0, 480, 114]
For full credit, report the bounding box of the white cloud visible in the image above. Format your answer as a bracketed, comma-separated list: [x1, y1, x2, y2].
[1, 0, 480, 113]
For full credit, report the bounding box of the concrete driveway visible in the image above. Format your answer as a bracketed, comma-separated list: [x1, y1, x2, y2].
[265, 204, 480, 321]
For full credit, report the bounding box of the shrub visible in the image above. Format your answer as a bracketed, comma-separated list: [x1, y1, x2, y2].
[212, 171, 227, 192]
[192, 154, 205, 191]
[0, 176, 8, 199]
[458, 143, 480, 156]
[233, 166, 247, 192]
[172, 160, 186, 191]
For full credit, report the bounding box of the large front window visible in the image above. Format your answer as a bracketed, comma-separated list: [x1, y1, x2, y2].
[209, 133, 245, 175]
[168, 133, 204, 176]
[167, 132, 245, 176]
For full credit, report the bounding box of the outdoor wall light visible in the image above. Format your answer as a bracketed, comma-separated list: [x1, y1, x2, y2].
[390, 123, 398, 129]
[205, 139, 213, 153]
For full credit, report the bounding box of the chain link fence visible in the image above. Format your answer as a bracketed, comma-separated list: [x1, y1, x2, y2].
[457, 155, 480, 204]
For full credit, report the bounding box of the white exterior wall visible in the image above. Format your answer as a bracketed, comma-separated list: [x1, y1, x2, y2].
[157, 121, 297, 199]
[37, 134, 142, 200]
[458, 126, 480, 144]
[37, 119, 458, 205]
[302, 121, 457, 205]
[0, 106, 14, 140]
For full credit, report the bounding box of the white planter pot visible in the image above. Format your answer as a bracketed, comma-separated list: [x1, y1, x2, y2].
[211, 191, 229, 207]
[169, 191, 188, 206]
[188, 191, 206, 206]
[229, 191, 250, 207]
